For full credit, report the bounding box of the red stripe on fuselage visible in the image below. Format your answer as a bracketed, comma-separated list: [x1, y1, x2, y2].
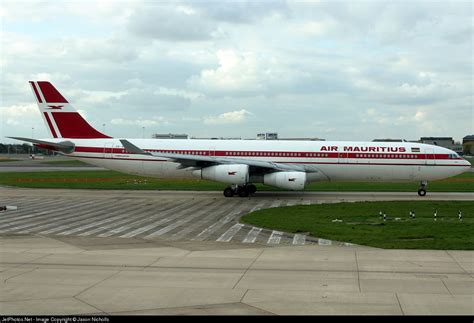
[43, 112, 58, 138]
[73, 154, 467, 167]
[72, 146, 463, 162]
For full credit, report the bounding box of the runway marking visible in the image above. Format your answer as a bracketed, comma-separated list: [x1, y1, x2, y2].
[169, 200, 235, 240]
[292, 234, 306, 245]
[193, 203, 253, 241]
[267, 231, 283, 244]
[286, 200, 298, 206]
[31, 199, 132, 235]
[318, 238, 332, 246]
[243, 227, 262, 244]
[0, 200, 98, 230]
[216, 223, 244, 242]
[0, 198, 64, 221]
[101, 199, 198, 238]
[141, 200, 217, 239]
[79, 199, 178, 237]
[0, 200, 102, 233]
[269, 200, 283, 208]
[249, 201, 267, 213]
[302, 200, 312, 205]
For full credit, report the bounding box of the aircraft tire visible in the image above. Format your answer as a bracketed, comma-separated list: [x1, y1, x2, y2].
[248, 184, 257, 194]
[417, 189, 427, 197]
[238, 187, 250, 197]
[223, 187, 234, 197]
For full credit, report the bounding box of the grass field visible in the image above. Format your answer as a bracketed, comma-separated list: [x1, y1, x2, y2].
[240, 201, 474, 250]
[40, 160, 89, 166]
[0, 170, 473, 191]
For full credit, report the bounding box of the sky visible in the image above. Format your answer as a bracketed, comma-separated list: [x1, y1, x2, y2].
[0, 0, 473, 143]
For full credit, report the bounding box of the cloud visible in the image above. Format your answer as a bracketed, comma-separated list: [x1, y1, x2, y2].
[111, 117, 165, 127]
[203, 109, 252, 125]
[128, 3, 216, 41]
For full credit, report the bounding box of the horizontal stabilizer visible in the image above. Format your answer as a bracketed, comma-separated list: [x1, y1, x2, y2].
[120, 139, 152, 156]
[8, 137, 75, 154]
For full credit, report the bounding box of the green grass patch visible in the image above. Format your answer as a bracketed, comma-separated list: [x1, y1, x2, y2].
[40, 160, 89, 166]
[0, 170, 472, 192]
[240, 201, 474, 250]
[0, 158, 18, 162]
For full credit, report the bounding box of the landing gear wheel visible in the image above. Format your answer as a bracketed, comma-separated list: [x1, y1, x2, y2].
[223, 187, 234, 197]
[238, 186, 250, 197]
[248, 184, 257, 194]
[418, 189, 426, 197]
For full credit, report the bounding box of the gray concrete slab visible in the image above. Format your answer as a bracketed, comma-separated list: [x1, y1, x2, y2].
[0, 282, 87, 302]
[111, 302, 273, 315]
[235, 269, 360, 292]
[76, 286, 247, 314]
[0, 298, 102, 315]
[29, 253, 160, 267]
[6, 268, 118, 286]
[242, 290, 402, 315]
[397, 294, 474, 315]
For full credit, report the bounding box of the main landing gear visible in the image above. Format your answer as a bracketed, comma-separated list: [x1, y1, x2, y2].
[418, 181, 428, 197]
[223, 184, 257, 198]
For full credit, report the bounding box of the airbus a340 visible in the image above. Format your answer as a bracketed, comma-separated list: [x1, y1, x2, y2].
[10, 81, 471, 197]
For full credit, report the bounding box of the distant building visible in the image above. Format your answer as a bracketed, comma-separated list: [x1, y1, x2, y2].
[420, 137, 454, 148]
[463, 135, 474, 155]
[256, 132, 324, 141]
[257, 133, 278, 140]
[372, 139, 406, 142]
[278, 137, 325, 141]
[152, 133, 189, 139]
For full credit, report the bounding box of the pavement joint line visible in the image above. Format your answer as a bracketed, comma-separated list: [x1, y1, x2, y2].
[355, 250, 361, 293]
[395, 293, 405, 315]
[74, 269, 123, 300]
[73, 295, 108, 315]
[232, 248, 265, 290]
[445, 250, 471, 276]
[105, 301, 248, 315]
[239, 289, 250, 304]
[440, 278, 454, 296]
[0, 262, 470, 276]
[238, 298, 276, 315]
[3, 266, 37, 284]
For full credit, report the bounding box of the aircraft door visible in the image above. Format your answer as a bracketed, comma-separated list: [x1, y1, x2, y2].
[104, 142, 114, 159]
[425, 148, 435, 166]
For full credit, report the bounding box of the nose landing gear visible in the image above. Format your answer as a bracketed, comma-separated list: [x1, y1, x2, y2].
[418, 181, 428, 197]
[223, 184, 257, 197]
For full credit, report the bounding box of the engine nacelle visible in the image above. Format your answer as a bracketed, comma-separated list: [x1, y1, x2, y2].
[263, 171, 307, 190]
[192, 164, 249, 185]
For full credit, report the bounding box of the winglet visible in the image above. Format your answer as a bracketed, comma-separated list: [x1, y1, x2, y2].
[120, 139, 152, 155]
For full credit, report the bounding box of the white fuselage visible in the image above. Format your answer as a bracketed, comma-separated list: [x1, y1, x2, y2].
[47, 138, 470, 183]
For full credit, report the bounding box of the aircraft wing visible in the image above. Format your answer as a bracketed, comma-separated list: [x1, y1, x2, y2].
[8, 137, 75, 154]
[120, 139, 321, 173]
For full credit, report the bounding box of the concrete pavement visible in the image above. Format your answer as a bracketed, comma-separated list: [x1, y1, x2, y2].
[0, 235, 472, 315]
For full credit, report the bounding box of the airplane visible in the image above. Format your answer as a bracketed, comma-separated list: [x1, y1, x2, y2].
[10, 81, 471, 197]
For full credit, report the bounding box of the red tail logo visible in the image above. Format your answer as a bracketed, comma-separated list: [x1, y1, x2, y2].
[30, 81, 111, 139]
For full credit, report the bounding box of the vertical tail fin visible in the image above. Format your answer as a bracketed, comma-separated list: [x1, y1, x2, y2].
[30, 81, 111, 139]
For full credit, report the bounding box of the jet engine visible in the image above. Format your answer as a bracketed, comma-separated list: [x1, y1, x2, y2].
[263, 171, 307, 190]
[192, 164, 249, 185]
